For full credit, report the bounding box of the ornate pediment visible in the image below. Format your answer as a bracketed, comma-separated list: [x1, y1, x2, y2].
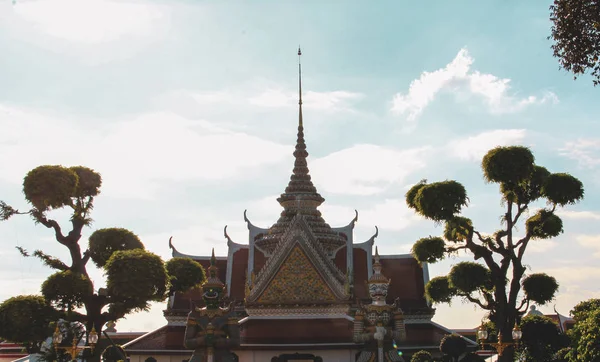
[258, 246, 335, 303]
[246, 214, 348, 303]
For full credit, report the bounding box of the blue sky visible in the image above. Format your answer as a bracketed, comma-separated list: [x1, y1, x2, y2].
[1, 0, 599, 332]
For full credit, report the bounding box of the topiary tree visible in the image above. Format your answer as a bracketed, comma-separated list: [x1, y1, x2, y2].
[549, 0, 600, 86]
[411, 350, 433, 362]
[101, 344, 127, 362]
[405, 146, 584, 362]
[518, 314, 569, 362]
[0, 165, 206, 356]
[566, 298, 600, 361]
[166, 257, 206, 295]
[0, 295, 58, 353]
[440, 334, 467, 362]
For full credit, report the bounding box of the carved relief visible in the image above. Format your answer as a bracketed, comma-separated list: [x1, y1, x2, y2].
[258, 246, 336, 303]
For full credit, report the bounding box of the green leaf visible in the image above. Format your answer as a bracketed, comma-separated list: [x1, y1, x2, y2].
[89, 228, 144, 268]
[411, 236, 446, 263]
[482, 146, 535, 185]
[23, 165, 79, 211]
[522, 273, 558, 305]
[413, 181, 468, 222]
[41, 271, 93, 310]
[166, 257, 206, 294]
[542, 172, 584, 206]
[425, 276, 456, 304]
[526, 209, 563, 239]
[448, 262, 492, 294]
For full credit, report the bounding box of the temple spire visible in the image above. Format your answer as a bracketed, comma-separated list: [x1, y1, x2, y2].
[298, 47, 303, 128]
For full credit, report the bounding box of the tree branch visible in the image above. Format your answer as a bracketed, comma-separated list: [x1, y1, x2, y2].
[0, 201, 29, 221]
[517, 298, 530, 313]
[82, 249, 92, 266]
[447, 244, 469, 253]
[457, 291, 491, 310]
[32, 250, 69, 271]
[30, 209, 69, 245]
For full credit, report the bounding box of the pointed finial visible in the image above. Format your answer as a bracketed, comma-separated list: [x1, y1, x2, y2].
[210, 248, 216, 266]
[298, 46, 303, 128]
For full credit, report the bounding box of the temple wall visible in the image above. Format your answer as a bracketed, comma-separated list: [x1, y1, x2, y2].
[127, 354, 189, 362]
[128, 350, 359, 362]
[235, 349, 359, 362]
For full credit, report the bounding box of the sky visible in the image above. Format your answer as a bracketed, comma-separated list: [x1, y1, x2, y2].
[1, 0, 599, 334]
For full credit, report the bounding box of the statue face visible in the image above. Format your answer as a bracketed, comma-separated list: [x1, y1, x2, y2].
[369, 282, 388, 300]
[202, 286, 223, 308]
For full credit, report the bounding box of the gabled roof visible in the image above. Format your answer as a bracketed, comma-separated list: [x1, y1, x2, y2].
[246, 214, 349, 304]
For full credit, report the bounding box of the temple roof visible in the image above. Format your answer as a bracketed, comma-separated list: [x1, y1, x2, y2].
[254, 48, 345, 257]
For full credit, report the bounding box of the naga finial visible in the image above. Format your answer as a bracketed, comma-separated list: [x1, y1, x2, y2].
[224, 225, 234, 245]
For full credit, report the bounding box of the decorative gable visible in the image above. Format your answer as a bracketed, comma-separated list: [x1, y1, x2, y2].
[258, 245, 336, 303]
[246, 214, 349, 303]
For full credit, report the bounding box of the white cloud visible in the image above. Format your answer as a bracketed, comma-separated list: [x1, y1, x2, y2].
[11, 0, 167, 44]
[310, 145, 432, 195]
[448, 129, 527, 161]
[559, 138, 600, 168]
[0, 104, 289, 199]
[557, 210, 600, 221]
[527, 240, 558, 254]
[248, 89, 364, 113]
[576, 234, 600, 258]
[391, 48, 558, 123]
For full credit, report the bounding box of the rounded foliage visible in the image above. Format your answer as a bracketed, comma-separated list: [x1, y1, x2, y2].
[41, 271, 93, 310]
[543, 173, 584, 206]
[405, 180, 427, 211]
[570, 298, 600, 320]
[0, 295, 57, 349]
[549, 0, 600, 86]
[411, 236, 446, 263]
[69, 166, 102, 198]
[501, 165, 550, 204]
[566, 308, 600, 362]
[461, 353, 485, 362]
[101, 345, 126, 362]
[526, 209, 563, 239]
[439, 334, 467, 358]
[166, 257, 206, 294]
[23, 166, 78, 211]
[410, 350, 433, 362]
[522, 273, 559, 305]
[519, 314, 569, 362]
[482, 146, 535, 185]
[89, 228, 144, 268]
[105, 249, 168, 310]
[443, 216, 472, 242]
[425, 276, 456, 304]
[412, 181, 468, 222]
[449, 262, 491, 294]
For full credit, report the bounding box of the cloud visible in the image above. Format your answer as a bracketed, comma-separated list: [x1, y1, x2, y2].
[0, 104, 289, 199]
[165, 87, 364, 115]
[557, 210, 600, 221]
[1, 0, 171, 64]
[10, 0, 167, 44]
[448, 129, 527, 161]
[391, 48, 558, 123]
[559, 138, 600, 168]
[527, 240, 558, 254]
[576, 234, 600, 258]
[310, 145, 432, 195]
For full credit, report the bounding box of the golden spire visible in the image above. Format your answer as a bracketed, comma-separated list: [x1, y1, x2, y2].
[298, 47, 303, 128]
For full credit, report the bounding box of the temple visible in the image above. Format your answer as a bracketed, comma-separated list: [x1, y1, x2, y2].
[124, 49, 463, 362]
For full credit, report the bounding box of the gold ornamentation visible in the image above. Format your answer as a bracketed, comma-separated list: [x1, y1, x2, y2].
[258, 246, 336, 303]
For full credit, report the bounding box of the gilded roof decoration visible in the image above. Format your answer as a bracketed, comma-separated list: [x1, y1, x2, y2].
[246, 214, 349, 303]
[257, 246, 336, 303]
